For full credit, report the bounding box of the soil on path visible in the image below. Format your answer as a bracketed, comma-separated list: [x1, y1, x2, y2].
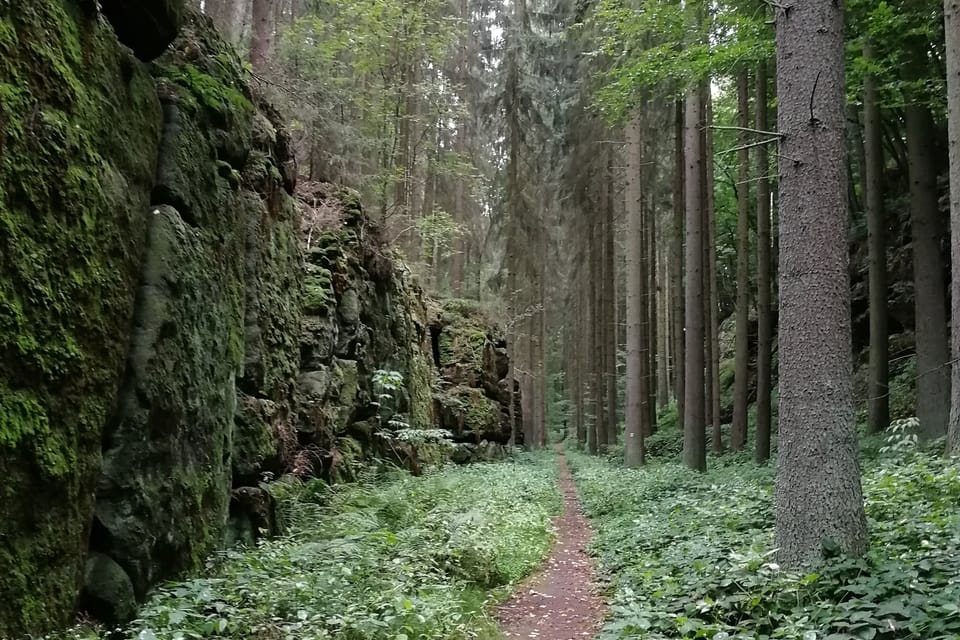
[497, 450, 607, 640]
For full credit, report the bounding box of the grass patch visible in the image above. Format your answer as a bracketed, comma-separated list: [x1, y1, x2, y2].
[54, 454, 561, 640]
[568, 447, 960, 639]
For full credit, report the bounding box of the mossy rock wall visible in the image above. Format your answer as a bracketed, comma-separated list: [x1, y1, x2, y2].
[0, 1, 164, 633]
[0, 4, 301, 635]
[296, 183, 436, 478]
[0, 2, 516, 634]
[429, 299, 521, 445]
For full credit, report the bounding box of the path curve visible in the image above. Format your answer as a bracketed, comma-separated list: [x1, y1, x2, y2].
[497, 450, 607, 639]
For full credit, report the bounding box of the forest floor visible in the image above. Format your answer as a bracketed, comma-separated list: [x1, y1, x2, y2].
[497, 449, 607, 640]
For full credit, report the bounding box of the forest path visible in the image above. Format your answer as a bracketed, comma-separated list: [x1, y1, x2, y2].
[497, 448, 607, 639]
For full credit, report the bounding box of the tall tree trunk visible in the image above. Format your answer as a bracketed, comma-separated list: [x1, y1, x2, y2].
[249, 0, 276, 75]
[591, 199, 604, 454]
[672, 99, 686, 427]
[864, 42, 889, 435]
[682, 82, 706, 473]
[731, 68, 751, 451]
[648, 191, 659, 429]
[755, 61, 773, 464]
[905, 84, 950, 442]
[704, 88, 721, 453]
[625, 115, 646, 467]
[577, 264, 588, 447]
[205, 0, 236, 40]
[657, 242, 671, 408]
[640, 154, 654, 436]
[451, 120, 467, 296]
[604, 150, 619, 447]
[946, 0, 960, 456]
[773, 0, 867, 567]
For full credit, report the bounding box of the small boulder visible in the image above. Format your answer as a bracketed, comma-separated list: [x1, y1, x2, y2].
[80, 553, 137, 624]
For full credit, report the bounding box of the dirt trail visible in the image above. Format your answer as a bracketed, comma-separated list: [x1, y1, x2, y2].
[497, 451, 607, 639]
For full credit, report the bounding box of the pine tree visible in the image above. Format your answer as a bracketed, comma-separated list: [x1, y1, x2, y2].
[773, 0, 867, 566]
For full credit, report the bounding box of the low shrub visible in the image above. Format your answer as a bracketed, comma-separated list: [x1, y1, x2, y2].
[53, 454, 561, 640]
[570, 447, 960, 640]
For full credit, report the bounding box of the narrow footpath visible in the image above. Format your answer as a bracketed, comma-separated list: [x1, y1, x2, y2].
[497, 450, 607, 639]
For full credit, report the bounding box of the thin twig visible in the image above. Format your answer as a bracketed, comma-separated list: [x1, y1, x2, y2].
[709, 125, 784, 138]
[774, 152, 802, 165]
[736, 173, 780, 185]
[809, 70, 822, 123]
[718, 137, 781, 155]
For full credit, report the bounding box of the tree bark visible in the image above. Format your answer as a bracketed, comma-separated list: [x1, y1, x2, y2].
[864, 42, 889, 435]
[641, 154, 654, 435]
[905, 84, 950, 442]
[683, 83, 706, 473]
[625, 115, 646, 467]
[604, 150, 619, 447]
[731, 68, 751, 451]
[703, 87, 721, 453]
[946, 0, 960, 456]
[657, 239, 671, 408]
[672, 99, 686, 427]
[595, 167, 609, 454]
[755, 61, 773, 464]
[773, 0, 867, 566]
[249, 0, 276, 75]
[648, 187, 660, 430]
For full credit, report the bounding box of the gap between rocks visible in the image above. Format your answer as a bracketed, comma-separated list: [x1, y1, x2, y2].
[497, 449, 607, 640]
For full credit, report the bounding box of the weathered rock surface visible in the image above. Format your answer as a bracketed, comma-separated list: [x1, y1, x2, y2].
[430, 299, 522, 446]
[295, 182, 436, 477]
[0, 3, 520, 637]
[0, 5, 299, 634]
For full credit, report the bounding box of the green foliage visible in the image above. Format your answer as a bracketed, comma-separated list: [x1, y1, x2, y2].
[570, 447, 960, 639]
[53, 456, 561, 640]
[589, 0, 774, 122]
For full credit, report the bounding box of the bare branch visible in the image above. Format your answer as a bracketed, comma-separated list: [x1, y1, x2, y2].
[709, 125, 784, 138]
[718, 137, 781, 156]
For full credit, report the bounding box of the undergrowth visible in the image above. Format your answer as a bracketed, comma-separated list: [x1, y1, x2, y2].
[53, 454, 560, 640]
[568, 447, 960, 640]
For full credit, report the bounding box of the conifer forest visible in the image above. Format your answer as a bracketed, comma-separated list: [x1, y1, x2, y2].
[2, 0, 960, 638]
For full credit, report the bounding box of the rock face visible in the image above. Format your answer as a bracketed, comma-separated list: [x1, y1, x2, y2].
[0, 3, 520, 637]
[0, 5, 299, 635]
[1, 2, 165, 633]
[295, 183, 436, 479]
[430, 299, 522, 446]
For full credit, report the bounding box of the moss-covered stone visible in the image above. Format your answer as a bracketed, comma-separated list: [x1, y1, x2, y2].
[436, 386, 502, 441]
[95, 204, 242, 598]
[0, 1, 162, 633]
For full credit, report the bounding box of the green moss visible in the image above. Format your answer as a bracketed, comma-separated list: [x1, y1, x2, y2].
[157, 62, 252, 117]
[407, 352, 435, 428]
[0, 386, 73, 477]
[441, 298, 486, 320]
[0, 1, 162, 633]
[304, 268, 333, 312]
[439, 326, 488, 368]
[462, 389, 499, 431]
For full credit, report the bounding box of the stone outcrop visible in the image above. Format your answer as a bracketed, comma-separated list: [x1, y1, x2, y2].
[0, 4, 300, 633]
[0, 3, 520, 636]
[295, 183, 435, 479]
[430, 299, 522, 447]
